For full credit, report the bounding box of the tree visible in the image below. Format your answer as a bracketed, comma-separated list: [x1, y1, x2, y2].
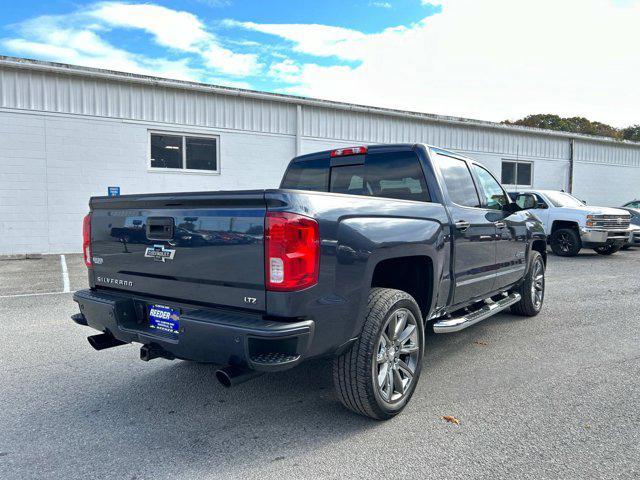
[621, 125, 640, 142]
[503, 114, 640, 142]
[502, 114, 620, 139]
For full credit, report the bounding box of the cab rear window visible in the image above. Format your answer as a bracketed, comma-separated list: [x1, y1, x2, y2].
[282, 150, 430, 202]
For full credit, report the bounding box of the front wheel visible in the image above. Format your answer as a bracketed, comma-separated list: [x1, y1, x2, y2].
[333, 288, 424, 420]
[511, 251, 545, 317]
[594, 243, 623, 255]
[550, 228, 581, 257]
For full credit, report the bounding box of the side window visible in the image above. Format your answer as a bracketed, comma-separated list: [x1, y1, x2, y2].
[533, 193, 548, 209]
[280, 159, 329, 191]
[365, 152, 430, 202]
[435, 154, 481, 208]
[329, 151, 430, 202]
[515, 195, 528, 209]
[472, 164, 509, 210]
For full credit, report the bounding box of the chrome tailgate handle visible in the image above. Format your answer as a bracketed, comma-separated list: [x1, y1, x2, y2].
[146, 217, 175, 240]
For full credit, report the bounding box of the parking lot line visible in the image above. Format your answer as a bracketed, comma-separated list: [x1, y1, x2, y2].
[0, 290, 75, 299]
[60, 254, 70, 293]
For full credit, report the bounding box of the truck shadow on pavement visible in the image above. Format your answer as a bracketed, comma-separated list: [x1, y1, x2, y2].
[43, 356, 377, 474]
[25, 309, 537, 478]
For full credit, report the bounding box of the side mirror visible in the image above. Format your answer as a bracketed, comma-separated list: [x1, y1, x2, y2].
[516, 193, 537, 210]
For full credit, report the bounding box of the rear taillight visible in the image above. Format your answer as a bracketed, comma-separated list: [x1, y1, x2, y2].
[82, 213, 92, 268]
[265, 212, 319, 291]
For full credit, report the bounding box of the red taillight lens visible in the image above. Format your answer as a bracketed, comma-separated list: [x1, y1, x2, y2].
[265, 212, 319, 291]
[82, 213, 92, 268]
[330, 146, 367, 157]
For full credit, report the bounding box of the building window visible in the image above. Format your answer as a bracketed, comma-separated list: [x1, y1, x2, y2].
[150, 132, 219, 172]
[501, 160, 532, 186]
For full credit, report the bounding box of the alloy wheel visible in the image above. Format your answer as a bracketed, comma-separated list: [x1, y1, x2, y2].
[373, 308, 420, 404]
[558, 232, 573, 253]
[530, 258, 545, 309]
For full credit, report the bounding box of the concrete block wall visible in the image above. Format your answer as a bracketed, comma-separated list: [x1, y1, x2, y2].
[0, 110, 296, 255]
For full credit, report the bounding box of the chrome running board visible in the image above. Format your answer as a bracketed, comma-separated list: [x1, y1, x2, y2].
[433, 293, 521, 334]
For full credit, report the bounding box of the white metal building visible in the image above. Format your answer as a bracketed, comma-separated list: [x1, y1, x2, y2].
[1, 56, 639, 255]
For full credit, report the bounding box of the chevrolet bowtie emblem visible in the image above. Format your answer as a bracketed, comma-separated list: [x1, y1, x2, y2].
[144, 244, 176, 262]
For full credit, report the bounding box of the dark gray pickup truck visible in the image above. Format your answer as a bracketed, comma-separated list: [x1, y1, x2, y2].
[73, 144, 547, 419]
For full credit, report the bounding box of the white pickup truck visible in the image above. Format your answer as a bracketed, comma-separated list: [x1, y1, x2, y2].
[509, 190, 632, 256]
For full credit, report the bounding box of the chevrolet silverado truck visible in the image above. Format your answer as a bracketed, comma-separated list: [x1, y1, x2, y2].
[509, 189, 631, 257]
[72, 144, 547, 420]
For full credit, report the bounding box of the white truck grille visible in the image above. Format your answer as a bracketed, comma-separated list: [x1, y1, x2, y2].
[591, 215, 630, 229]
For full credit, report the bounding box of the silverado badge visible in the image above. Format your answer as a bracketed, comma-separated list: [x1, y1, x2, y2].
[144, 244, 176, 262]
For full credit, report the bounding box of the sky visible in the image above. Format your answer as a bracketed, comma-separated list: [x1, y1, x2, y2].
[1, 0, 639, 128]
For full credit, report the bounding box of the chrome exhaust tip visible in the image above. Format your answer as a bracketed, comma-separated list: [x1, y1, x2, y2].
[215, 365, 262, 388]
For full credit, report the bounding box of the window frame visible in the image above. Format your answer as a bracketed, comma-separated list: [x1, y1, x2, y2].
[501, 159, 533, 187]
[433, 152, 483, 210]
[148, 130, 221, 175]
[470, 162, 510, 211]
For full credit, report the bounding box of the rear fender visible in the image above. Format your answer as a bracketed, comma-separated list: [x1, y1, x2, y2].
[335, 216, 448, 341]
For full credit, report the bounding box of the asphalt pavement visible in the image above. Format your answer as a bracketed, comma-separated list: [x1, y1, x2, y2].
[1, 251, 639, 479]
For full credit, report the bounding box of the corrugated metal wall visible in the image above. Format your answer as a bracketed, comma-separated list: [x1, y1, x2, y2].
[302, 106, 571, 160]
[574, 140, 640, 167]
[0, 67, 297, 135]
[2, 63, 640, 166]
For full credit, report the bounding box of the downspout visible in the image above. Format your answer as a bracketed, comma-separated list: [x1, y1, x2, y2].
[568, 139, 575, 193]
[295, 105, 302, 156]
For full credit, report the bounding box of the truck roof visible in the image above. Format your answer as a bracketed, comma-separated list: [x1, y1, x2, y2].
[291, 143, 468, 163]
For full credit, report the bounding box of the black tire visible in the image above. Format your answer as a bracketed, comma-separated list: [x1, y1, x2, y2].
[550, 228, 581, 257]
[511, 251, 545, 317]
[594, 243, 623, 255]
[621, 244, 631, 251]
[333, 288, 424, 420]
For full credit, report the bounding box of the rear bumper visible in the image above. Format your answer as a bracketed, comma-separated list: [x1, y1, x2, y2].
[579, 227, 631, 246]
[72, 289, 314, 372]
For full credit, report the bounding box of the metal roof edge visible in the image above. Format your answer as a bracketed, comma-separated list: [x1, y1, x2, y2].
[1, 55, 639, 148]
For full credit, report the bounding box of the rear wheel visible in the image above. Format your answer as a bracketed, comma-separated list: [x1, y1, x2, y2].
[594, 243, 623, 255]
[511, 251, 545, 317]
[550, 228, 581, 257]
[333, 288, 424, 420]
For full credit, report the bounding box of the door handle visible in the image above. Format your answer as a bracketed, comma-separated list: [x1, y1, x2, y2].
[455, 220, 470, 231]
[494, 221, 506, 229]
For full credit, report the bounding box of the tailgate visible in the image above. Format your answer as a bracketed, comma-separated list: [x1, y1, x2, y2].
[89, 191, 266, 311]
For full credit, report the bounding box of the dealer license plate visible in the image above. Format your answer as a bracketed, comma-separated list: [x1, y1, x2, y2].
[148, 304, 180, 334]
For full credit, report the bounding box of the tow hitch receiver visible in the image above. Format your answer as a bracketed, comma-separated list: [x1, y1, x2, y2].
[140, 344, 173, 361]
